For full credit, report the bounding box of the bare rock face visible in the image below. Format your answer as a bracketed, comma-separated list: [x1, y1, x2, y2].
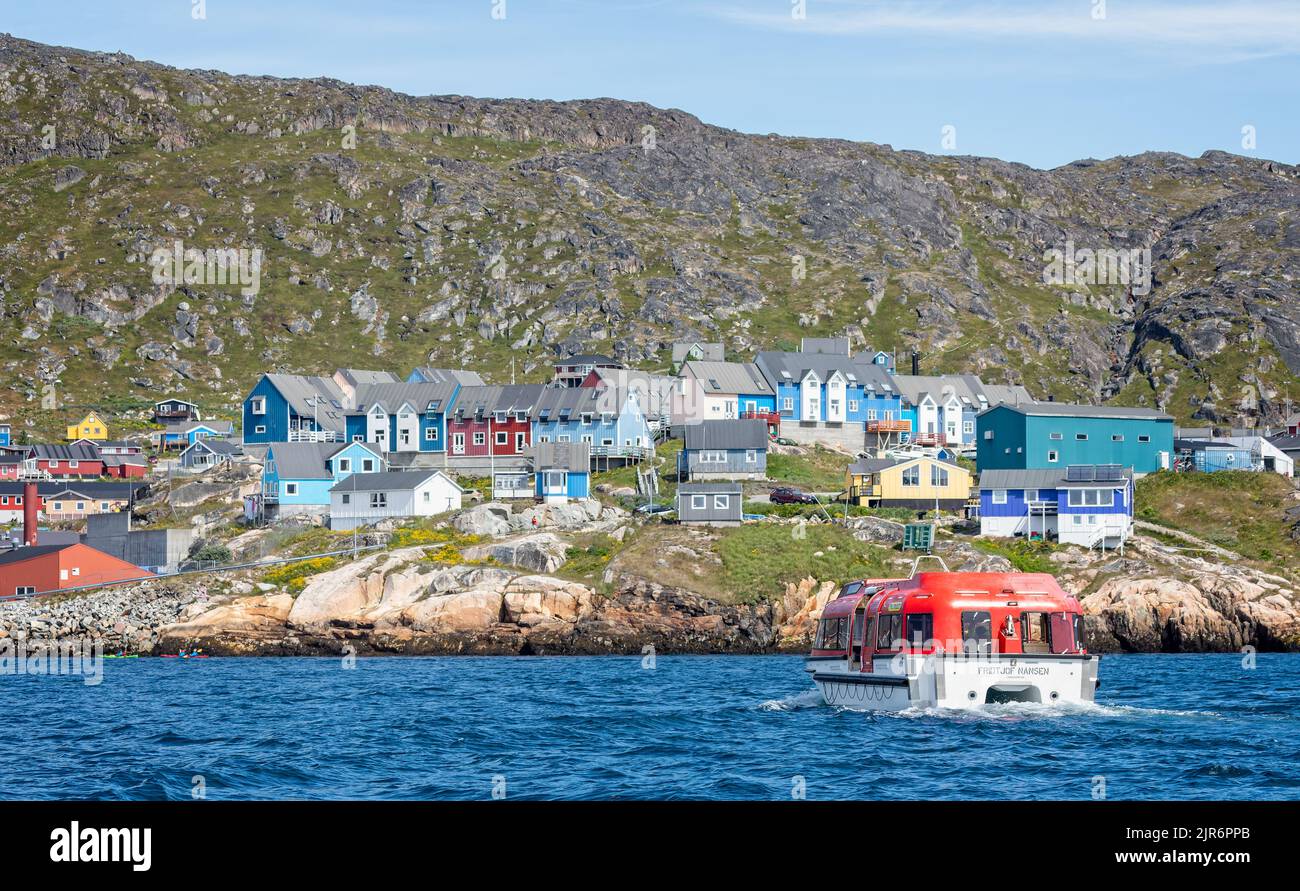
[463, 533, 570, 574]
[1082, 574, 1300, 652]
[162, 593, 294, 639]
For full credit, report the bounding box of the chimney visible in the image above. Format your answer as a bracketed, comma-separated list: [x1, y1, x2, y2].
[22, 480, 38, 547]
[911, 351, 920, 376]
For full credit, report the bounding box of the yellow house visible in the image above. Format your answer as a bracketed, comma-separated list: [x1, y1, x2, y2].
[65, 411, 109, 441]
[844, 455, 974, 510]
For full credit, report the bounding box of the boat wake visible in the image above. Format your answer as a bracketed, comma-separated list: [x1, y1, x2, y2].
[885, 700, 1220, 722]
[758, 690, 825, 711]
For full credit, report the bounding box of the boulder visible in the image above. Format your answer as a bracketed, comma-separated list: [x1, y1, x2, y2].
[463, 533, 569, 573]
[453, 502, 513, 537]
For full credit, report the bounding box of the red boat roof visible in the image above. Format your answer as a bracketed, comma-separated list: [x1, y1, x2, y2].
[819, 571, 1077, 619]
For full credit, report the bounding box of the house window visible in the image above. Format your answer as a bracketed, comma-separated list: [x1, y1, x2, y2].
[363, 459, 375, 472]
[68, 460, 78, 469]
[15, 586, 34, 596]
[714, 494, 730, 510]
[1048, 450, 1059, 463]
[902, 466, 920, 487]
[473, 433, 486, 446]
[285, 483, 298, 496]
[425, 427, 439, 442]
[1068, 488, 1114, 508]
[581, 435, 594, 445]
[992, 489, 1007, 505]
[602, 438, 614, 447]
[251, 397, 266, 415]
[963, 421, 974, 435]
[557, 435, 570, 443]
[782, 397, 794, 412]
[1025, 490, 1039, 503]
[255, 425, 266, 434]
[852, 402, 862, 414]
[495, 432, 508, 446]
[53, 502, 62, 511]
[370, 492, 387, 509]
[983, 430, 994, 440]
[1112, 434, 1124, 442]
[691, 495, 706, 510]
[341, 493, 351, 504]
[71, 567, 80, 576]
[1049, 432, 1063, 440]
[338, 458, 351, 472]
[580, 414, 593, 425]
[930, 465, 949, 487]
[75, 502, 85, 512]
[745, 450, 757, 463]
[1075, 433, 1088, 440]
[1138, 435, 1151, 443]
[423, 491, 431, 502]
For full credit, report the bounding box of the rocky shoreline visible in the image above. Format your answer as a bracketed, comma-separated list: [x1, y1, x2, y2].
[3, 527, 1299, 656]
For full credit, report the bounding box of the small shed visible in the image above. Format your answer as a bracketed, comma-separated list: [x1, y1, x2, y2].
[533, 441, 591, 504]
[676, 482, 743, 526]
[180, 438, 241, 470]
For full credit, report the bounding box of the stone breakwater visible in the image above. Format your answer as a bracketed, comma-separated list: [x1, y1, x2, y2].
[2, 531, 1298, 656]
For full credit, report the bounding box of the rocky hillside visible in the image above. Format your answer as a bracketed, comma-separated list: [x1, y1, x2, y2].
[2, 34, 1299, 439]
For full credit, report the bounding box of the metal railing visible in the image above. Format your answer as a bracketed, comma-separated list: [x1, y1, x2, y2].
[287, 429, 342, 443]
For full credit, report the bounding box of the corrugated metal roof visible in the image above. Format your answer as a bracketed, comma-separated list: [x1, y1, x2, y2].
[534, 441, 590, 472]
[336, 369, 400, 387]
[328, 470, 459, 493]
[265, 374, 349, 432]
[678, 482, 742, 494]
[987, 401, 1171, 420]
[587, 368, 676, 419]
[353, 381, 459, 414]
[755, 351, 896, 393]
[449, 384, 547, 418]
[410, 367, 486, 386]
[682, 419, 768, 450]
[680, 360, 772, 395]
[531, 385, 624, 418]
[671, 342, 724, 363]
[265, 442, 348, 479]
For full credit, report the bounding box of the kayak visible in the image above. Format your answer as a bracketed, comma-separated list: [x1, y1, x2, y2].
[162, 653, 210, 659]
[103, 654, 138, 659]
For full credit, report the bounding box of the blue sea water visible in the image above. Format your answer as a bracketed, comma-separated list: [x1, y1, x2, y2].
[1, 654, 1297, 800]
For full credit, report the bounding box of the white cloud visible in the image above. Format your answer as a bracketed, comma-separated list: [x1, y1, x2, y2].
[711, 0, 1300, 55]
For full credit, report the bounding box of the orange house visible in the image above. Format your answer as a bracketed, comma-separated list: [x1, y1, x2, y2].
[0, 543, 151, 597]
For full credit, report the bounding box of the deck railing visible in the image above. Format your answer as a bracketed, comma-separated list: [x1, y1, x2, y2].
[287, 429, 342, 443]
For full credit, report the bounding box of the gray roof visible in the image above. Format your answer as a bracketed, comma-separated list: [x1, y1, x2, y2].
[978, 466, 1133, 490]
[31, 443, 101, 461]
[162, 419, 234, 435]
[848, 454, 960, 475]
[800, 337, 851, 355]
[532, 385, 627, 418]
[983, 401, 1171, 420]
[410, 367, 486, 386]
[183, 438, 240, 456]
[0, 481, 143, 499]
[449, 384, 546, 419]
[890, 374, 1035, 410]
[678, 481, 743, 495]
[264, 374, 349, 432]
[353, 381, 459, 415]
[328, 470, 458, 493]
[336, 369, 400, 388]
[682, 419, 768, 450]
[534, 441, 590, 473]
[671, 342, 725, 364]
[755, 350, 896, 394]
[586, 368, 677, 419]
[1270, 434, 1300, 452]
[265, 442, 348, 479]
[680, 360, 773, 396]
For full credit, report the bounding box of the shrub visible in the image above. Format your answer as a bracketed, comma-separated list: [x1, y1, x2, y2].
[263, 556, 337, 589]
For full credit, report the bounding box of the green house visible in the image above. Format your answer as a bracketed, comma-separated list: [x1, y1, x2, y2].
[976, 403, 1174, 474]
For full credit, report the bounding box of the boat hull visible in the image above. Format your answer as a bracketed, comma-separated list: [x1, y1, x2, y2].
[808, 653, 1099, 711]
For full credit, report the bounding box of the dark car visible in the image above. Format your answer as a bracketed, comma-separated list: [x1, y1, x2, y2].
[769, 487, 817, 505]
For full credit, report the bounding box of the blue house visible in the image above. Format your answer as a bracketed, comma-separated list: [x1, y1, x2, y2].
[1173, 438, 1254, 473]
[677, 419, 768, 481]
[0, 424, 10, 448]
[344, 381, 460, 455]
[261, 441, 386, 517]
[977, 402, 1174, 474]
[531, 386, 654, 462]
[754, 350, 904, 447]
[243, 374, 350, 445]
[533, 441, 591, 504]
[159, 420, 234, 450]
[979, 465, 1134, 549]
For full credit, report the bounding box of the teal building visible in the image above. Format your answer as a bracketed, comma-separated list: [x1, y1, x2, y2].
[976, 403, 1174, 474]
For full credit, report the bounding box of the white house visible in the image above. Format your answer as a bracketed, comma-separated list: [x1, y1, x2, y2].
[1224, 436, 1295, 478]
[328, 470, 464, 530]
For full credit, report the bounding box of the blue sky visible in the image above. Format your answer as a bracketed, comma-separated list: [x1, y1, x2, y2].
[3, 0, 1297, 169]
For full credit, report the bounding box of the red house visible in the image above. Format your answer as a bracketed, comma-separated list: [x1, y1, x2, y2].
[0, 543, 151, 597]
[31, 443, 106, 478]
[446, 385, 545, 459]
[0, 455, 20, 480]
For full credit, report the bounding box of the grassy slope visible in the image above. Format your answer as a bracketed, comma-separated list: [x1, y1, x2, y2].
[1135, 470, 1300, 577]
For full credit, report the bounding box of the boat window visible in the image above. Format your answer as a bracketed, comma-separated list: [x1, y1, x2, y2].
[1073, 614, 1087, 651]
[961, 610, 993, 655]
[839, 580, 863, 599]
[816, 617, 849, 651]
[904, 613, 933, 649]
[1022, 612, 1051, 654]
[1049, 612, 1076, 654]
[875, 612, 902, 651]
[852, 612, 865, 646]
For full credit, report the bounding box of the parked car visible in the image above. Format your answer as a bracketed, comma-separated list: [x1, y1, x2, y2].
[770, 487, 817, 505]
[635, 502, 675, 516]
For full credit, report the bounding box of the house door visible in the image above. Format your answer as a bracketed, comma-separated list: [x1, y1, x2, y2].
[400, 429, 411, 447]
[515, 432, 527, 452]
[452, 433, 465, 455]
